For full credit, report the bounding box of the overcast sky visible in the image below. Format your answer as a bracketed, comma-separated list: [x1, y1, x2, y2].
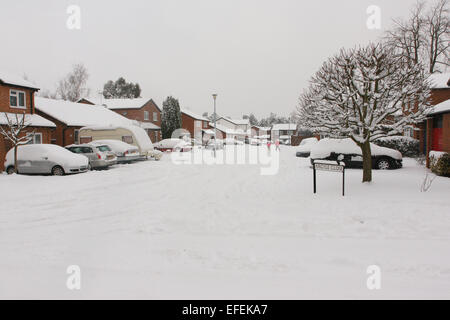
[0, 0, 423, 119]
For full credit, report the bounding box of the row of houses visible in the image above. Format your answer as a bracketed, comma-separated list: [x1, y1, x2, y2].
[1, 71, 449, 170]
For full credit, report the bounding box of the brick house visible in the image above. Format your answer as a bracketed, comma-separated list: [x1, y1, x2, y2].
[80, 98, 162, 143]
[415, 73, 450, 166]
[0, 74, 56, 171]
[35, 97, 131, 147]
[180, 108, 210, 141]
[271, 123, 297, 145]
[251, 125, 271, 139]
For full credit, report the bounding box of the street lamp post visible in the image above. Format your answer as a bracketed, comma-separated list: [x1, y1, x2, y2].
[212, 94, 218, 158]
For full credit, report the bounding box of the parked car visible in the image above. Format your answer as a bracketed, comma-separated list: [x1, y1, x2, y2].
[296, 137, 319, 157]
[78, 125, 163, 161]
[310, 138, 403, 169]
[4, 144, 89, 176]
[224, 138, 244, 145]
[90, 140, 141, 163]
[66, 143, 117, 170]
[154, 139, 192, 152]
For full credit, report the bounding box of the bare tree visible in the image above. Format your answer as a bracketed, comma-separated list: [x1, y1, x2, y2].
[384, 0, 449, 73]
[425, 0, 450, 73]
[56, 63, 91, 102]
[297, 43, 431, 183]
[0, 113, 34, 174]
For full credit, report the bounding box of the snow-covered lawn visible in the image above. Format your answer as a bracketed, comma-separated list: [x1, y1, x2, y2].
[0, 146, 449, 299]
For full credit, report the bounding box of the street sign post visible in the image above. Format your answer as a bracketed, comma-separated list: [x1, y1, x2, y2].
[313, 160, 346, 196]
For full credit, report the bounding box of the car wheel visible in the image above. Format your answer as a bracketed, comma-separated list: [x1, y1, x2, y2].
[51, 166, 65, 176]
[376, 158, 391, 170]
[6, 166, 16, 175]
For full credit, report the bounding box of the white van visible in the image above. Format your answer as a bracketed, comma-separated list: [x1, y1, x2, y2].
[78, 125, 163, 160]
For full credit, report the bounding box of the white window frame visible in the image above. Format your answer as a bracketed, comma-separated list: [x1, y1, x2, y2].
[144, 111, 149, 121]
[27, 132, 42, 145]
[153, 112, 158, 122]
[10, 89, 26, 109]
[195, 120, 201, 128]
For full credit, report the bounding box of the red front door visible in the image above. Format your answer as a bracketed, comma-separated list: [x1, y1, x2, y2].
[432, 128, 443, 151]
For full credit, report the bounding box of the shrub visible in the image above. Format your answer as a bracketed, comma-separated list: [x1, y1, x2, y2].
[375, 136, 420, 157]
[430, 151, 450, 177]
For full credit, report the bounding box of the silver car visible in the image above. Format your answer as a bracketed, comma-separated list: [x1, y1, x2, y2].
[4, 144, 89, 176]
[65, 144, 117, 170]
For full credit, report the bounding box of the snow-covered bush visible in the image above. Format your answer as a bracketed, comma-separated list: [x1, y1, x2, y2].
[375, 136, 420, 158]
[429, 151, 450, 177]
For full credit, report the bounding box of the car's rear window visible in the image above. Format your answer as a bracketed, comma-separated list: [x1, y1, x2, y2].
[97, 146, 111, 152]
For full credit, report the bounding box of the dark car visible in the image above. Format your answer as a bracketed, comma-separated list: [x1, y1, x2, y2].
[310, 138, 402, 170]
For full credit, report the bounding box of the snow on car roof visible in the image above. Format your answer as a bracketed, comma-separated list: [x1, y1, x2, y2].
[35, 97, 132, 127]
[0, 72, 40, 90]
[310, 138, 402, 160]
[0, 112, 55, 127]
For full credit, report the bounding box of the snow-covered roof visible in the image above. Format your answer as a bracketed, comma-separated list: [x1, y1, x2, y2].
[426, 99, 450, 115]
[181, 108, 208, 121]
[102, 98, 150, 110]
[35, 97, 132, 127]
[218, 117, 250, 126]
[428, 73, 450, 89]
[0, 72, 40, 90]
[271, 123, 297, 131]
[134, 121, 161, 130]
[209, 123, 250, 135]
[0, 112, 55, 127]
[253, 126, 271, 131]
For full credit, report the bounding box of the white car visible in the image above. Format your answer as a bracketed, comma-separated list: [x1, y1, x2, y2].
[295, 137, 319, 158]
[4, 144, 89, 176]
[154, 139, 192, 152]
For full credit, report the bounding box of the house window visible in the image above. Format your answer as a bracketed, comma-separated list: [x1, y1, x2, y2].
[203, 121, 208, 128]
[144, 111, 149, 121]
[153, 112, 158, 122]
[27, 133, 42, 144]
[74, 129, 80, 144]
[122, 136, 133, 144]
[10, 90, 26, 109]
[123, 112, 128, 116]
[404, 127, 414, 138]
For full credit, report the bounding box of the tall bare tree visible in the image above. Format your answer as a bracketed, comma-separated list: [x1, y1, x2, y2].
[0, 113, 34, 174]
[384, 0, 449, 73]
[297, 43, 431, 182]
[426, 0, 450, 73]
[56, 63, 91, 102]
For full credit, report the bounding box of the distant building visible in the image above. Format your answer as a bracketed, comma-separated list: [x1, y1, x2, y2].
[271, 123, 297, 145]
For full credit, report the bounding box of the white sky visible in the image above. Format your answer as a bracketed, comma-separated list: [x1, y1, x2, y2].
[0, 0, 423, 119]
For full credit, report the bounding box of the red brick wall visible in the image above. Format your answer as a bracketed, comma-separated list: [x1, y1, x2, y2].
[0, 84, 37, 114]
[181, 113, 209, 139]
[0, 126, 53, 171]
[111, 99, 162, 142]
[430, 89, 450, 106]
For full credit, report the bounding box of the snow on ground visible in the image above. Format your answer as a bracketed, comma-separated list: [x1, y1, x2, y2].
[0, 146, 449, 299]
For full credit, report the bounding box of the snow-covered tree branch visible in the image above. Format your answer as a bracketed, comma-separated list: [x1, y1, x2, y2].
[297, 43, 431, 182]
[0, 113, 34, 174]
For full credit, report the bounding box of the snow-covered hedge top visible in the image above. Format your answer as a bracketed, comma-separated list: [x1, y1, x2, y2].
[310, 138, 402, 160]
[90, 140, 138, 154]
[6, 144, 88, 167]
[376, 136, 418, 143]
[154, 139, 190, 149]
[429, 150, 447, 160]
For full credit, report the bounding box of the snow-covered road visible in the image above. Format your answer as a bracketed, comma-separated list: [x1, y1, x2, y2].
[1, 146, 449, 299]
